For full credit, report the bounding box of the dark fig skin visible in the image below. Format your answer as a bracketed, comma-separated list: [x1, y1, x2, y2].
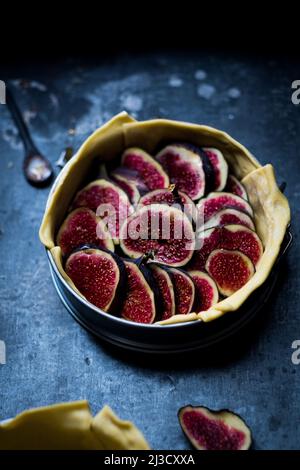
[131, 255, 164, 320]
[149, 263, 176, 320]
[66, 244, 127, 315]
[178, 405, 252, 451]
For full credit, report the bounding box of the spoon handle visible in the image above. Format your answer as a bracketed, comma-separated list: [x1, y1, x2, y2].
[6, 85, 38, 154]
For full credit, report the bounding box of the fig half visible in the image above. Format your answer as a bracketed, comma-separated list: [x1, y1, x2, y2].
[225, 174, 248, 200]
[65, 247, 126, 313]
[149, 264, 176, 320]
[197, 192, 253, 224]
[189, 270, 219, 312]
[206, 249, 255, 296]
[138, 187, 196, 221]
[57, 208, 114, 257]
[121, 260, 157, 324]
[156, 144, 206, 200]
[166, 267, 195, 315]
[178, 405, 252, 450]
[72, 179, 133, 241]
[188, 224, 263, 270]
[119, 204, 195, 267]
[122, 147, 169, 191]
[202, 147, 228, 191]
[110, 170, 141, 206]
[203, 208, 255, 231]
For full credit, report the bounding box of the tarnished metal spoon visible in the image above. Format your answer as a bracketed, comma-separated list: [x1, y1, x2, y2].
[6, 86, 53, 187]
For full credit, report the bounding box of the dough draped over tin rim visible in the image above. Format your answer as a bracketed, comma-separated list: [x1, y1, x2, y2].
[39, 112, 290, 324]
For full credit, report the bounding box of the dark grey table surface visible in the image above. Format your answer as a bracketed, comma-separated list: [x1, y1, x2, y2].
[0, 52, 299, 450]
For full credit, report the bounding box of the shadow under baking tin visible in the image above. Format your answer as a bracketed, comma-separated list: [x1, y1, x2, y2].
[47, 229, 292, 354]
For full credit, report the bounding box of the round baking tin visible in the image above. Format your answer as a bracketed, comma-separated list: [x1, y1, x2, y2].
[47, 228, 292, 354]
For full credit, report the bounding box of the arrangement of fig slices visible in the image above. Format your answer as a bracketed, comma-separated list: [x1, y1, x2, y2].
[56, 142, 264, 324]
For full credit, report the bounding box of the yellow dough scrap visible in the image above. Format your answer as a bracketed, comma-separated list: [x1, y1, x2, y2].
[0, 401, 150, 450]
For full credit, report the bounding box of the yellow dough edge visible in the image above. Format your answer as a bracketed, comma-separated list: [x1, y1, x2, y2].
[0, 401, 150, 450]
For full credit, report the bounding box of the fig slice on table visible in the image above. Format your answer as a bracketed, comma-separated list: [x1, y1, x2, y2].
[57, 208, 114, 257]
[202, 147, 228, 191]
[178, 405, 252, 450]
[119, 204, 195, 267]
[206, 249, 255, 296]
[149, 264, 176, 320]
[72, 179, 133, 241]
[188, 270, 219, 312]
[155, 144, 206, 200]
[188, 224, 263, 270]
[197, 192, 253, 224]
[65, 247, 126, 313]
[225, 174, 248, 200]
[203, 208, 255, 231]
[122, 147, 169, 191]
[121, 260, 157, 324]
[110, 170, 141, 206]
[165, 267, 195, 315]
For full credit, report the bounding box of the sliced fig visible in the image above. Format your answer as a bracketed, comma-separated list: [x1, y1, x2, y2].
[206, 249, 255, 296]
[188, 270, 219, 312]
[138, 187, 196, 221]
[155, 144, 206, 200]
[166, 267, 195, 315]
[202, 147, 228, 191]
[110, 170, 141, 206]
[178, 405, 252, 450]
[188, 224, 263, 270]
[203, 208, 255, 231]
[197, 192, 254, 224]
[65, 247, 126, 312]
[111, 166, 149, 194]
[57, 208, 114, 257]
[122, 147, 169, 191]
[72, 179, 133, 241]
[121, 260, 156, 324]
[226, 174, 248, 200]
[149, 264, 176, 320]
[120, 204, 195, 267]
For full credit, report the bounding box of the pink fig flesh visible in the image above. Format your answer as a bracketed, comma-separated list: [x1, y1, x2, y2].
[206, 249, 255, 296]
[156, 144, 206, 200]
[65, 248, 122, 311]
[197, 192, 253, 224]
[179, 405, 252, 450]
[188, 270, 219, 311]
[72, 179, 133, 241]
[120, 204, 195, 267]
[122, 148, 169, 191]
[225, 174, 248, 200]
[202, 147, 228, 191]
[57, 208, 114, 257]
[167, 268, 195, 315]
[150, 264, 176, 320]
[188, 224, 263, 270]
[203, 208, 255, 231]
[121, 260, 156, 324]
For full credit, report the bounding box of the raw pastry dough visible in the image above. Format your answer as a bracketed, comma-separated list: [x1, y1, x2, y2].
[39, 113, 290, 324]
[0, 401, 150, 450]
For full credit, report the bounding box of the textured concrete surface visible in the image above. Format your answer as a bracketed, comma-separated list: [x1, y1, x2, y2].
[0, 53, 299, 449]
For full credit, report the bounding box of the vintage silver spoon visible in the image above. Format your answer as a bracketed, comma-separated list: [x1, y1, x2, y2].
[6, 86, 53, 187]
